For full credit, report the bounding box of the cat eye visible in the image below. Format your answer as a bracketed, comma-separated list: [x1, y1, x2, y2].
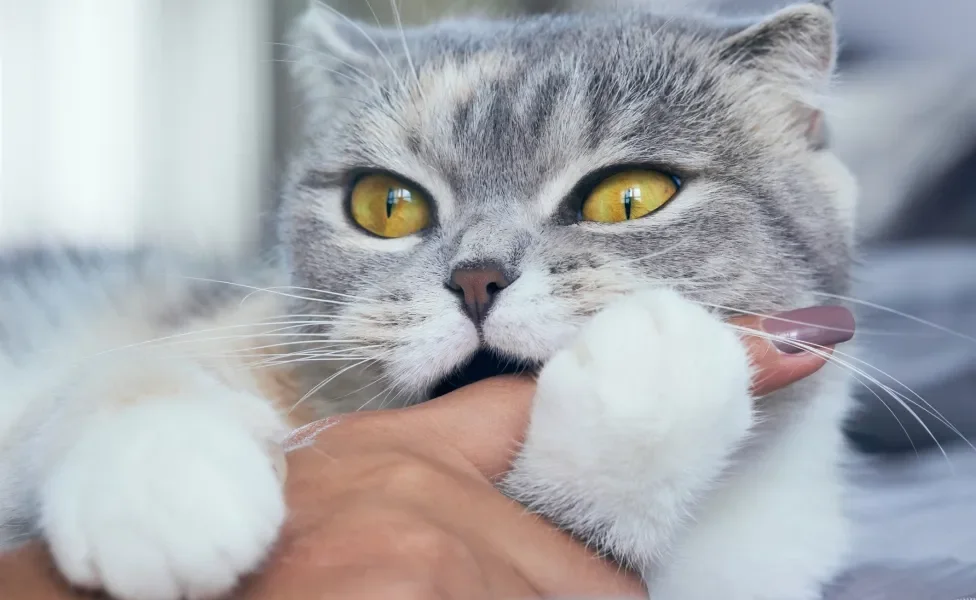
[349, 174, 431, 238]
[581, 170, 680, 224]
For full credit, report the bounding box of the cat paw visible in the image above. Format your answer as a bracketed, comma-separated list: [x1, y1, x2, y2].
[528, 287, 753, 453]
[504, 288, 755, 562]
[39, 396, 287, 600]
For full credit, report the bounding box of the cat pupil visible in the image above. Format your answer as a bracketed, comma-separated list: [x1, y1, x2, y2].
[385, 188, 411, 217]
[623, 186, 640, 220]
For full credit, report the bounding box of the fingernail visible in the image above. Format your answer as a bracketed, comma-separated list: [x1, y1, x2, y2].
[762, 306, 855, 355]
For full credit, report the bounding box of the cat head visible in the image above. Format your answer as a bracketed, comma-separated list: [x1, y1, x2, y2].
[278, 1, 856, 402]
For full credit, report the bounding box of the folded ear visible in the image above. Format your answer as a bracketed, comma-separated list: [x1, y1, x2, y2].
[717, 2, 837, 148]
[285, 2, 397, 106]
[719, 2, 836, 84]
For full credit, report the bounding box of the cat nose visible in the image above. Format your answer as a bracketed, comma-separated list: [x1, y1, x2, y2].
[448, 267, 513, 325]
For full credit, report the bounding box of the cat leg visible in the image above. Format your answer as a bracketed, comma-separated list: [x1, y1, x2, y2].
[30, 349, 289, 600]
[502, 288, 755, 595]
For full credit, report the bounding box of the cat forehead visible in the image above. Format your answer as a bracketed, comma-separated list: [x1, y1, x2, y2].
[407, 12, 721, 93]
[338, 21, 727, 206]
[413, 10, 717, 60]
[293, 3, 837, 210]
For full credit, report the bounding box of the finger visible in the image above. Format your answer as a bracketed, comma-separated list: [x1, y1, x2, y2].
[401, 376, 537, 480]
[731, 305, 855, 397]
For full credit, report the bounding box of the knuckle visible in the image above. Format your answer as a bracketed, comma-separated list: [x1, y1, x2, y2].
[377, 457, 451, 496]
[388, 520, 473, 566]
[367, 573, 446, 600]
[332, 503, 474, 568]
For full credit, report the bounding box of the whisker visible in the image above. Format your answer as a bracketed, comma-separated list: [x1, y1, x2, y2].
[737, 327, 944, 446]
[345, 271, 396, 297]
[810, 290, 976, 345]
[272, 42, 380, 80]
[332, 372, 390, 404]
[101, 319, 385, 356]
[311, 1, 410, 100]
[612, 239, 692, 267]
[158, 333, 371, 348]
[203, 354, 377, 367]
[354, 378, 398, 412]
[224, 341, 383, 358]
[239, 284, 380, 305]
[822, 345, 973, 451]
[694, 299, 930, 338]
[181, 276, 369, 309]
[82, 318, 359, 359]
[267, 58, 378, 91]
[365, 382, 396, 411]
[380, 383, 412, 410]
[251, 348, 387, 370]
[361, 0, 385, 30]
[732, 325, 972, 459]
[388, 0, 425, 102]
[289, 357, 383, 415]
[272, 314, 396, 326]
[747, 281, 976, 341]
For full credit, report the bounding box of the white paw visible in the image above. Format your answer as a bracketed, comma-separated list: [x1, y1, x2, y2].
[506, 288, 755, 565]
[529, 288, 753, 462]
[40, 396, 287, 600]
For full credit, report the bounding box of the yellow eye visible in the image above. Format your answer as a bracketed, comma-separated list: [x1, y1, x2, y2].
[581, 170, 679, 223]
[350, 174, 431, 238]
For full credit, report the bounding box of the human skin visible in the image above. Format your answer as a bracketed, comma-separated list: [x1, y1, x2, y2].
[0, 313, 849, 600]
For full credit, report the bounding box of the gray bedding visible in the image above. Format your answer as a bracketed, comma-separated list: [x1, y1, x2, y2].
[828, 560, 976, 600]
[827, 243, 976, 599]
[821, 41, 976, 598]
[833, 446, 976, 599]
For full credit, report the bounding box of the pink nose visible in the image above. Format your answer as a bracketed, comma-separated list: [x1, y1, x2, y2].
[448, 267, 512, 324]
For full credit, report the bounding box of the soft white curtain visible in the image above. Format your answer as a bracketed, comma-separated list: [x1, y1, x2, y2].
[1, 0, 274, 258]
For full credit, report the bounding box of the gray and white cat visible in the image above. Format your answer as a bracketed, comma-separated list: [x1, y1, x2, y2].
[0, 1, 858, 599]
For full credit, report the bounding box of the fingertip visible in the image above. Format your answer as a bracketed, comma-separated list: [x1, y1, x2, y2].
[400, 376, 538, 478]
[731, 313, 840, 396]
[410, 376, 537, 422]
[761, 306, 855, 355]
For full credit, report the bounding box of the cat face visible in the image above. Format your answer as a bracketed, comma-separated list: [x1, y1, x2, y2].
[278, 2, 856, 402]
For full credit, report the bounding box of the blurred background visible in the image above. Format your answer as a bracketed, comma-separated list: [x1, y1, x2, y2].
[1, 0, 974, 452]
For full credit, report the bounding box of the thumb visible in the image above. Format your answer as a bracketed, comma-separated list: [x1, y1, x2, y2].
[396, 376, 537, 481]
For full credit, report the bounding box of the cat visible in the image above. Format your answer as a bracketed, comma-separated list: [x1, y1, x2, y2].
[0, 1, 858, 598]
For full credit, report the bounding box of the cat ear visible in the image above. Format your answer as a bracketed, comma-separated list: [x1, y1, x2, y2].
[719, 2, 836, 84]
[717, 2, 836, 148]
[285, 2, 394, 104]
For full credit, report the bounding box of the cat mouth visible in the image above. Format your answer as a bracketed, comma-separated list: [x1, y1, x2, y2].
[430, 349, 539, 399]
